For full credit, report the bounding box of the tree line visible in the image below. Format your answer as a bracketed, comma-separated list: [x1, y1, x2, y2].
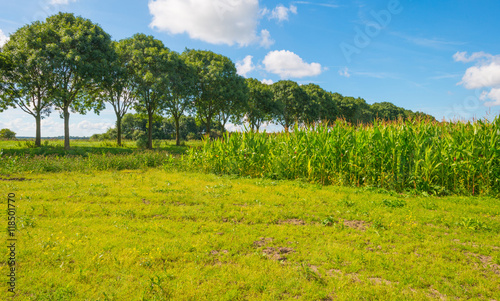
[0, 13, 434, 150]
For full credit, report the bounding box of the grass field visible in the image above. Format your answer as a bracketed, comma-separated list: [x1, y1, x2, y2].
[1, 138, 500, 300]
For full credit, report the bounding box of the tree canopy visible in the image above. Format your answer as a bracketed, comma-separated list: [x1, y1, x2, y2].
[0, 13, 439, 143]
[0, 21, 54, 146]
[272, 80, 310, 131]
[245, 78, 276, 132]
[123, 33, 173, 149]
[44, 13, 115, 149]
[182, 49, 247, 136]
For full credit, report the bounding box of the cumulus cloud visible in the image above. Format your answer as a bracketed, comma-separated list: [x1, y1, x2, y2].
[148, 0, 261, 46]
[455, 51, 500, 107]
[339, 67, 351, 78]
[77, 120, 114, 132]
[236, 55, 255, 77]
[0, 118, 34, 135]
[0, 29, 9, 48]
[260, 29, 274, 48]
[261, 79, 274, 85]
[263, 50, 323, 79]
[480, 88, 500, 107]
[268, 4, 297, 22]
[459, 59, 500, 89]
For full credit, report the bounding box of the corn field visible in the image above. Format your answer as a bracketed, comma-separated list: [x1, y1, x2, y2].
[186, 118, 500, 196]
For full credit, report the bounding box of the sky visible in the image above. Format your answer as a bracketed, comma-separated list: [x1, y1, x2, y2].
[1, 0, 500, 137]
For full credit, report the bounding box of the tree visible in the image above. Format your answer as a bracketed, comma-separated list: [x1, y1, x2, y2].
[338, 96, 373, 124]
[0, 21, 54, 146]
[371, 102, 406, 121]
[302, 83, 340, 124]
[245, 78, 276, 132]
[163, 53, 198, 146]
[95, 40, 135, 146]
[44, 13, 115, 150]
[271, 80, 309, 131]
[0, 128, 16, 139]
[0, 52, 14, 111]
[0, 53, 11, 112]
[182, 49, 243, 136]
[123, 34, 172, 149]
[215, 74, 248, 131]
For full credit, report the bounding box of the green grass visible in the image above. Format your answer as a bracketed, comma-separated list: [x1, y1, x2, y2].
[2, 168, 500, 300]
[0, 140, 202, 174]
[0, 139, 203, 157]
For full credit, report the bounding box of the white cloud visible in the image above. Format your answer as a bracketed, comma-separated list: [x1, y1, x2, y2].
[259, 29, 274, 48]
[263, 50, 323, 79]
[338, 67, 350, 78]
[455, 51, 500, 107]
[236, 55, 254, 77]
[0, 118, 35, 134]
[261, 79, 274, 85]
[459, 59, 500, 90]
[77, 120, 114, 132]
[269, 4, 297, 22]
[481, 88, 500, 107]
[49, 0, 77, 4]
[148, 0, 261, 46]
[453, 51, 492, 63]
[0, 29, 9, 48]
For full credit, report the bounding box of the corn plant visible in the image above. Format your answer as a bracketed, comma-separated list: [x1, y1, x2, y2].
[186, 117, 500, 196]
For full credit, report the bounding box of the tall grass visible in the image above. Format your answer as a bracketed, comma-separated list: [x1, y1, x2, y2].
[186, 118, 500, 196]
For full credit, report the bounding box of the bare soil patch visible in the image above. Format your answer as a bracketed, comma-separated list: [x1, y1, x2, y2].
[210, 250, 229, 255]
[262, 247, 295, 261]
[253, 237, 273, 247]
[466, 252, 500, 274]
[343, 220, 370, 231]
[278, 219, 306, 225]
[369, 277, 395, 285]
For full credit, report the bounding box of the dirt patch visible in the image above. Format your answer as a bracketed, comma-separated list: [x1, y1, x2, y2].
[0, 177, 28, 181]
[428, 288, 447, 300]
[309, 265, 319, 272]
[327, 269, 342, 277]
[210, 250, 229, 255]
[253, 237, 273, 247]
[369, 277, 395, 285]
[343, 220, 370, 231]
[278, 219, 306, 225]
[466, 252, 500, 274]
[347, 273, 361, 283]
[262, 247, 295, 261]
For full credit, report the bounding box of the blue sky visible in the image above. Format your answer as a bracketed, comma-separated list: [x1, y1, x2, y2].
[1, 0, 499, 136]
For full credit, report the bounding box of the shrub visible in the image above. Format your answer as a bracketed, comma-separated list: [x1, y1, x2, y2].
[0, 128, 16, 139]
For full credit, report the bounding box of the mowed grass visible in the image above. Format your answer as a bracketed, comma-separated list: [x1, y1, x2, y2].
[0, 139, 203, 157]
[2, 169, 500, 300]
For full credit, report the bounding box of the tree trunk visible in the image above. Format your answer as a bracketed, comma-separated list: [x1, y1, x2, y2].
[147, 110, 153, 150]
[64, 108, 70, 150]
[35, 113, 41, 147]
[175, 116, 181, 146]
[205, 117, 211, 139]
[116, 116, 122, 146]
